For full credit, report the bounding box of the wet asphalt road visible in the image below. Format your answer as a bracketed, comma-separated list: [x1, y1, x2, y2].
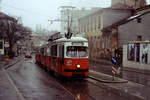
[5, 57, 128, 100]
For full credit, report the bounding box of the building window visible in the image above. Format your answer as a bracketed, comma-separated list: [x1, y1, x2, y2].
[98, 16, 101, 29]
[95, 17, 97, 30]
[137, 35, 142, 41]
[102, 38, 104, 49]
[106, 36, 110, 48]
[93, 36, 97, 48]
[97, 36, 100, 48]
[127, 44, 135, 61]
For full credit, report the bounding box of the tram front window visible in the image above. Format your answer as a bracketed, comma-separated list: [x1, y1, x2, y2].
[66, 46, 88, 58]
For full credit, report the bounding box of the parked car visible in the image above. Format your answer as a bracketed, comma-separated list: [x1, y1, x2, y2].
[25, 52, 32, 58]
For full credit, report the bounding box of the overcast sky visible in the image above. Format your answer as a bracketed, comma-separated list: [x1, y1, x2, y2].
[1, 0, 150, 31]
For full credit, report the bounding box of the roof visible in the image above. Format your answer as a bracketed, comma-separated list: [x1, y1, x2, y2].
[101, 16, 130, 32]
[102, 10, 150, 32]
[55, 37, 88, 43]
[102, 5, 150, 33]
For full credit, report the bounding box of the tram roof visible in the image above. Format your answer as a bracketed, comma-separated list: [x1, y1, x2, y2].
[54, 37, 88, 43]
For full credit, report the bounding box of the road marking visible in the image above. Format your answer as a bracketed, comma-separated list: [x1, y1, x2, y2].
[2, 68, 25, 100]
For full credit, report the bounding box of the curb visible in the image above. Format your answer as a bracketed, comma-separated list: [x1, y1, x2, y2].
[88, 70, 146, 100]
[4, 57, 23, 70]
[1, 56, 25, 100]
[2, 68, 25, 100]
[89, 75, 128, 83]
[4, 59, 22, 70]
[87, 78, 146, 100]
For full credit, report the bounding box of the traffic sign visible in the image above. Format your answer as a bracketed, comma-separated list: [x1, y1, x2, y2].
[111, 56, 118, 65]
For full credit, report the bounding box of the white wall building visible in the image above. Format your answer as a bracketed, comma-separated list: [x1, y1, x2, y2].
[60, 7, 99, 35]
[111, 0, 146, 8]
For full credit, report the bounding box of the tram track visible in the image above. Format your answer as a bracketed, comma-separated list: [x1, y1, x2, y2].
[2, 57, 129, 100]
[55, 76, 128, 100]
[35, 61, 128, 100]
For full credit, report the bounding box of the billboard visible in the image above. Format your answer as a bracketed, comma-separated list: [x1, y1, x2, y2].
[127, 42, 150, 64]
[127, 44, 135, 61]
[140, 43, 149, 64]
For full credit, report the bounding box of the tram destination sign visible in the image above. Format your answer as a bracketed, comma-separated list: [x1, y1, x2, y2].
[72, 42, 84, 46]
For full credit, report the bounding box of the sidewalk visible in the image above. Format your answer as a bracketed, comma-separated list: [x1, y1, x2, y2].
[89, 68, 150, 100]
[0, 56, 22, 69]
[0, 56, 23, 100]
[89, 58, 150, 100]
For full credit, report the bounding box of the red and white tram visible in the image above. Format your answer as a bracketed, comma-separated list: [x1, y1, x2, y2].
[35, 37, 89, 78]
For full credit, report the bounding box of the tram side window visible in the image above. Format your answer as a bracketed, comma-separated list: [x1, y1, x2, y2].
[44, 47, 47, 56]
[0, 42, 3, 49]
[51, 45, 57, 57]
[59, 45, 64, 58]
[47, 48, 50, 56]
[41, 48, 44, 55]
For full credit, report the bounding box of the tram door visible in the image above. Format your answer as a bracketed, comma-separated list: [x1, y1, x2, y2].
[51, 45, 57, 68]
[58, 45, 64, 73]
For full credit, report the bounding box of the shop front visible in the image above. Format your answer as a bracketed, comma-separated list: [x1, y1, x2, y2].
[123, 41, 150, 86]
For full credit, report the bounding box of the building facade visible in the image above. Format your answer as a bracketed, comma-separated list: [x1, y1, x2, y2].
[119, 7, 150, 86]
[123, 42, 150, 86]
[111, 0, 146, 8]
[79, 7, 132, 59]
[118, 10, 150, 48]
[61, 7, 98, 35]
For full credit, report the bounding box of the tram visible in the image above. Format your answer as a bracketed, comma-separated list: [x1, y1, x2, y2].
[35, 36, 89, 78]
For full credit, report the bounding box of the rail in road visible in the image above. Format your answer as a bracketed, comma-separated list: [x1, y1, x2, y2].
[2, 58, 146, 100]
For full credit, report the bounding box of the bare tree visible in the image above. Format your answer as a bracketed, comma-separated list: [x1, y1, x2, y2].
[0, 15, 32, 58]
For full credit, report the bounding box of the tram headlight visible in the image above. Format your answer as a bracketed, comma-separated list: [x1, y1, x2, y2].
[76, 65, 80, 68]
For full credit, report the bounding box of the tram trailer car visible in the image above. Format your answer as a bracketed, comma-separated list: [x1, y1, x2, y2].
[35, 37, 89, 78]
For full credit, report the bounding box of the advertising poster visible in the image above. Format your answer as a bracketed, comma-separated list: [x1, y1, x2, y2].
[127, 44, 135, 61]
[140, 43, 148, 64]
